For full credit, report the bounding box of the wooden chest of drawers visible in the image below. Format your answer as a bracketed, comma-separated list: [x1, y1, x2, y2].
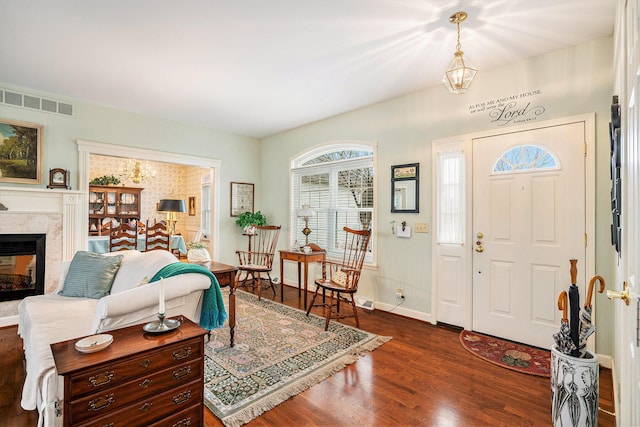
[51, 317, 207, 427]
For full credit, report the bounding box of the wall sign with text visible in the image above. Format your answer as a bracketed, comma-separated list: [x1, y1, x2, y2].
[469, 89, 546, 126]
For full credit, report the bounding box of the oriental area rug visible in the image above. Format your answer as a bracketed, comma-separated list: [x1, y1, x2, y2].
[459, 330, 551, 377]
[204, 290, 391, 427]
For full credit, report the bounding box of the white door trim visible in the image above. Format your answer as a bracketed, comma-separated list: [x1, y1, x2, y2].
[432, 113, 596, 343]
[77, 139, 222, 261]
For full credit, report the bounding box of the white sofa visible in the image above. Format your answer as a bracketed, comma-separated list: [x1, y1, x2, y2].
[18, 249, 213, 427]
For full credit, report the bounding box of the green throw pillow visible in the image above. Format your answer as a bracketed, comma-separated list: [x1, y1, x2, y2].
[59, 251, 124, 299]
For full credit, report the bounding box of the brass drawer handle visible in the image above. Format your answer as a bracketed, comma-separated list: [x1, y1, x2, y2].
[172, 366, 192, 380]
[172, 390, 191, 405]
[173, 347, 192, 360]
[139, 402, 153, 412]
[173, 417, 192, 427]
[139, 379, 152, 388]
[139, 359, 153, 368]
[88, 394, 114, 412]
[88, 371, 114, 387]
[101, 424, 115, 427]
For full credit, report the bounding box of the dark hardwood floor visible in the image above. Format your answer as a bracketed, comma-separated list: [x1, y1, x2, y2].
[1, 285, 615, 426]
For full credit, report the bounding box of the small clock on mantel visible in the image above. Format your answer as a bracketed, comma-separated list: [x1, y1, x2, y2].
[47, 168, 71, 189]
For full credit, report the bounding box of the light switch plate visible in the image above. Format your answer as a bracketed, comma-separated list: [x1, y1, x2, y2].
[415, 222, 429, 233]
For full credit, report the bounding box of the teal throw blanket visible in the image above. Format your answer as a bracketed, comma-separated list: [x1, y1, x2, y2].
[149, 262, 227, 330]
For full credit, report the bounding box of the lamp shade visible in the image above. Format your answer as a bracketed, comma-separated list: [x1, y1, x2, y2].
[297, 204, 315, 218]
[158, 199, 186, 213]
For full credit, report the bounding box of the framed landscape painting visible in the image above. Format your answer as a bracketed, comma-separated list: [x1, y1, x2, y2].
[0, 118, 43, 184]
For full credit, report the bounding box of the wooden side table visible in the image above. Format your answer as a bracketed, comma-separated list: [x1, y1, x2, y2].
[207, 261, 239, 347]
[279, 249, 326, 308]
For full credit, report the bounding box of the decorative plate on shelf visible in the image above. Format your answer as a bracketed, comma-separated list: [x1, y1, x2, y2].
[75, 334, 113, 353]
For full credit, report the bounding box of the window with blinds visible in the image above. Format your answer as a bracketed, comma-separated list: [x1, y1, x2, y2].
[291, 147, 374, 262]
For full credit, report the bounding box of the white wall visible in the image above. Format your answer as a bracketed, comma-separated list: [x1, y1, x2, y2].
[0, 87, 261, 266]
[262, 37, 616, 355]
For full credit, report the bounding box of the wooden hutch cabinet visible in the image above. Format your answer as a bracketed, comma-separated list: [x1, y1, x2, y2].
[89, 185, 143, 235]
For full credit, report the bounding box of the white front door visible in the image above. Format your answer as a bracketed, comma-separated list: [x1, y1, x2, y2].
[618, 1, 640, 423]
[472, 123, 586, 349]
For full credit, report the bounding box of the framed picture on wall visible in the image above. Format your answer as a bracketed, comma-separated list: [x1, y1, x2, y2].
[0, 118, 43, 184]
[188, 196, 196, 216]
[391, 163, 419, 213]
[230, 182, 254, 217]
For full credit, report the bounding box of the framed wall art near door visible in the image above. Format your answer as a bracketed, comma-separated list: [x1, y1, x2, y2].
[0, 118, 43, 184]
[230, 182, 254, 217]
[391, 163, 419, 213]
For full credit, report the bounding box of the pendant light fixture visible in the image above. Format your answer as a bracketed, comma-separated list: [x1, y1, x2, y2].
[442, 11, 477, 94]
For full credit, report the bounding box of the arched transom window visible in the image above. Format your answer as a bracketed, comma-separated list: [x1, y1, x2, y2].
[492, 144, 559, 173]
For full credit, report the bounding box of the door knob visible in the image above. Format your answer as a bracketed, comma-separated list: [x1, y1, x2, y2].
[606, 281, 630, 306]
[475, 232, 484, 252]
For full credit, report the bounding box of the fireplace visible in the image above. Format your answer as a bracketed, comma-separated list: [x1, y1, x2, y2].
[0, 234, 45, 302]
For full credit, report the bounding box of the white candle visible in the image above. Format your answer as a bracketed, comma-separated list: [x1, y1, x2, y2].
[159, 278, 165, 315]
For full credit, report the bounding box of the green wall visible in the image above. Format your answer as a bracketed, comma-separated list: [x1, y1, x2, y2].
[0, 36, 616, 355]
[261, 36, 616, 355]
[0, 88, 261, 266]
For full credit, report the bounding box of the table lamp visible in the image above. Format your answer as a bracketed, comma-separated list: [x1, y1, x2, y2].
[158, 199, 186, 235]
[297, 204, 315, 247]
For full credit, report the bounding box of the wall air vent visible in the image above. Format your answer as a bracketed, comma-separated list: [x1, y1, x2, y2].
[0, 87, 74, 117]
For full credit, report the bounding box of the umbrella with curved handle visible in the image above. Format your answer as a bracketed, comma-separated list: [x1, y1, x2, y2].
[553, 291, 577, 355]
[578, 275, 606, 357]
[568, 259, 581, 357]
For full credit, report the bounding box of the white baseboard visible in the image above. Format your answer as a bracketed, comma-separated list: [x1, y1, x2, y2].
[374, 301, 433, 323]
[597, 353, 613, 369]
[0, 315, 19, 328]
[611, 357, 619, 420]
[281, 283, 433, 323]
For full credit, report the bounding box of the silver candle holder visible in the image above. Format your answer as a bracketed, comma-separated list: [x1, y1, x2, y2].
[143, 312, 181, 334]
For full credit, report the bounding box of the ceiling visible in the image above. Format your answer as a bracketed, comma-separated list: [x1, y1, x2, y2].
[0, 1, 615, 138]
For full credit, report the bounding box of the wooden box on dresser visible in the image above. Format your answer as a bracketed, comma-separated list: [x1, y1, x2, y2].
[51, 317, 207, 427]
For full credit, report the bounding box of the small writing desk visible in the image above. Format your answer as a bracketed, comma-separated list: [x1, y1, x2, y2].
[279, 249, 326, 308]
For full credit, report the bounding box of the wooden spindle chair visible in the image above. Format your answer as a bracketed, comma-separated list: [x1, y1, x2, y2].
[236, 225, 281, 300]
[306, 227, 371, 330]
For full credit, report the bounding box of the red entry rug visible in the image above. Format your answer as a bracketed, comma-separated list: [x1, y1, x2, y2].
[459, 330, 551, 377]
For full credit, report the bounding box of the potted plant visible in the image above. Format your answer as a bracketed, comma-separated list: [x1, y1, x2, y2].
[235, 211, 267, 234]
[90, 175, 121, 186]
[186, 241, 210, 264]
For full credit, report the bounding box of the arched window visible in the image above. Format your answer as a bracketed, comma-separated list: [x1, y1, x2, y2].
[493, 145, 559, 173]
[291, 143, 375, 262]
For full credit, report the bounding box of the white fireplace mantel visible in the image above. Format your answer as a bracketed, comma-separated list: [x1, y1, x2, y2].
[0, 186, 85, 325]
[0, 186, 84, 260]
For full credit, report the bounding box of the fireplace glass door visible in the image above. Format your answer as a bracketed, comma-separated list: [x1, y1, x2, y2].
[0, 234, 45, 302]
